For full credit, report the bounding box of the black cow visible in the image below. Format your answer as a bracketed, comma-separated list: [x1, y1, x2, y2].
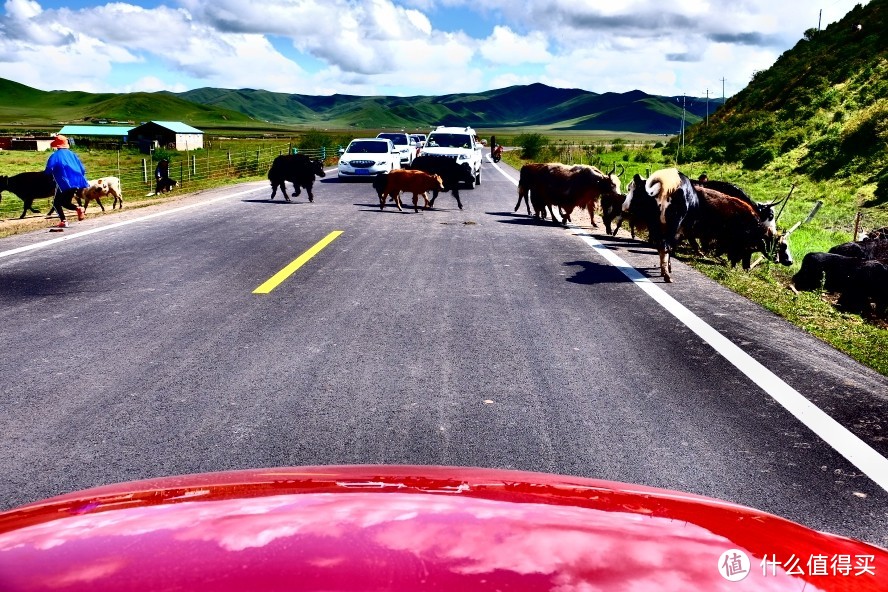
[410, 155, 474, 209]
[0, 172, 56, 219]
[268, 154, 326, 202]
[838, 260, 888, 316]
[622, 168, 700, 282]
[792, 252, 859, 292]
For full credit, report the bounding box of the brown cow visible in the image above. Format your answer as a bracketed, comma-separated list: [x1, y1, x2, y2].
[518, 163, 621, 227]
[378, 169, 445, 212]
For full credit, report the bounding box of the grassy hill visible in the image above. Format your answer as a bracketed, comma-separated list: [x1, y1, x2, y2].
[0, 76, 719, 135]
[680, 0, 888, 204]
[0, 78, 263, 128]
[172, 83, 716, 133]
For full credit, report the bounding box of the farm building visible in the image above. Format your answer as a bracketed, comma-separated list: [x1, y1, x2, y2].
[128, 121, 204, 152]
[0, 136, 55, 151]
[58, 125, 133, 149]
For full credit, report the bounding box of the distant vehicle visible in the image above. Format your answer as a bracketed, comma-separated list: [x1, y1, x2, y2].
[410, 134, 426, 157]
[337, 138, 400, 179]
[376, 132, 416, 167]
[420, 126, 482, 188]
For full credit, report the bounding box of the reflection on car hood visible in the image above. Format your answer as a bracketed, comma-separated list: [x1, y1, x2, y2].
[0, 465, 885, 591]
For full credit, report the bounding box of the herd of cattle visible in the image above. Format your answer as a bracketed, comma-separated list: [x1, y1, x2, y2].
[1, 153, 885, 317]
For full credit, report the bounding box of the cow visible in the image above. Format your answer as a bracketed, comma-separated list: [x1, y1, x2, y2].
[268, 154, 326, 202]
[622, 168, 700, 282]
[410, 155, 474, 210]
[692, 179, 788, 239]
[81, 176, 123, 211]
[838, 260, 888, 316]
[0, 172, 56, 219]
[156, 177, 179, 194]
[792, 252, 859, 292]
[377, 169, 444, 212]
[516, 163, 621, 227]
[515, 163, 549, 217]
[829, 237, 888, 263]
[689, 187, 792, 269]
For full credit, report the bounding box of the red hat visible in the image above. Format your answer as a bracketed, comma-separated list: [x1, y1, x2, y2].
[50, 135, 69, 149]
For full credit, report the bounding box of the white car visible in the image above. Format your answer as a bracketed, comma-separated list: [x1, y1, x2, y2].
[376, 132, 417, 166]
[419, 126, 482, 188]
[338, 138, 401, 179]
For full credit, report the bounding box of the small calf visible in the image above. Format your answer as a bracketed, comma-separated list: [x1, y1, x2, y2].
[81, 177, 123, 211]
[378, 169, 444, 212]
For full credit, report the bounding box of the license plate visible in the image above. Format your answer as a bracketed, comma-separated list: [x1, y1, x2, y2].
[354, 169, 370, 175]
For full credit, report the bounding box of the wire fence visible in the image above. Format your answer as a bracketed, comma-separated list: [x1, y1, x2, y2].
[1, 144, 329, 220]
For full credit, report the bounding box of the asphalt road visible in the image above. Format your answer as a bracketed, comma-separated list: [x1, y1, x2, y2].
[1, 155, 887, 549]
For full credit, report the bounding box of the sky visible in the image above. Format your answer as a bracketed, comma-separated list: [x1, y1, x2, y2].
[0, 0, 869, 99]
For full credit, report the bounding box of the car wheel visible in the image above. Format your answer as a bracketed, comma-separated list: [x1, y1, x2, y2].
[475, 170, 481, 186]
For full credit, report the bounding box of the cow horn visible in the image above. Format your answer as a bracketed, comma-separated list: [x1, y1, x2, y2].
[774, 184, 795, 223]
[616, 164, 625, 178]
[608, 162, 616, 176]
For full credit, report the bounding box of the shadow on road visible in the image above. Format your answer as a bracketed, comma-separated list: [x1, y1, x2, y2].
[563, 260, 636, 285]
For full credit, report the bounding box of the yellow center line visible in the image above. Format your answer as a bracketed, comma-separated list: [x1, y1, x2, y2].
[253, 230, 343, 294]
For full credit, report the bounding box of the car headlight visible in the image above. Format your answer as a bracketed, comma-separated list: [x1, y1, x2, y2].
[376, 161, 387, 166]
[457, 154, 469, 161]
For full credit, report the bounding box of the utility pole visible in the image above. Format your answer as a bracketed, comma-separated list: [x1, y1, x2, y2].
[818, 9, 822, 31]
[680, 95, 686, 152]
[706, 88, 709, 125]
[720, 77, 726, 102]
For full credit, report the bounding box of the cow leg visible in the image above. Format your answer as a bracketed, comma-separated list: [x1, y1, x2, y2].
[270, 182, 278, 200]
[305, 184, 314, 203]
[660, 248, 673, 282]
[379, 193, 386, 211]
[586, 202, 599, 228]
[395, 192, 403, 212]
[429, 189, 439, 207]
[291, 183, 301, 198]
[453, 189, 463, 210]
[421, 192, 431, 210]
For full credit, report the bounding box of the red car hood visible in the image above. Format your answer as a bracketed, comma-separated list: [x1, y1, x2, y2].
[0, 465, 884, 591]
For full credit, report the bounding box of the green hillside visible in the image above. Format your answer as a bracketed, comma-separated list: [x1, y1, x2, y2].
[1, 77, 721, 135]
[173, 83, 717, 133]
[681, 0, 888, 201]
[0, 79, 260, 127]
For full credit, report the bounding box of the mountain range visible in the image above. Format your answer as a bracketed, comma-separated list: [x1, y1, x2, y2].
[0, 77, 720, 135]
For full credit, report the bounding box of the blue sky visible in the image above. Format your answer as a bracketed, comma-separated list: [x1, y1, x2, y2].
[0, 0, 867, 98]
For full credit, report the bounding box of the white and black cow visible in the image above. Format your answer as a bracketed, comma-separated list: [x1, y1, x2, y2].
[622, 168, 700, 282]
[268, 154, 327, 202]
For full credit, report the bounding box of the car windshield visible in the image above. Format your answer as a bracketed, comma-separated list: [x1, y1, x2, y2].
[377, 134, 408, 146]
[426, 133, 472, 148]
[346, 141, 388, 154]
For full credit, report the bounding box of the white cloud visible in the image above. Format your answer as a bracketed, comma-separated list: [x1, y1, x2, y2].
[479, 26, 552, 66]
[0, 0, 869, 98]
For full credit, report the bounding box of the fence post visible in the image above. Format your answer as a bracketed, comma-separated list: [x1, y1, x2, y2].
[853, 210, 862, 240]
[180, 162, 184, 186]
[142, 159, 148, 184]
[228, 150, 232, 177]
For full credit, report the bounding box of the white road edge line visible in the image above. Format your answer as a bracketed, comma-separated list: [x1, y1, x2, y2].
[0, 184, 266, 260]
[489, 155, 888, 493]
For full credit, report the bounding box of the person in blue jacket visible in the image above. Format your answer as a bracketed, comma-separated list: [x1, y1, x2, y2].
[44, 135, 88, 228]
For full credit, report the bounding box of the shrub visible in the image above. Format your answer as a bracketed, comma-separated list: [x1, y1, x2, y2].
[515, 133, 549, 159]
[741, 146, 776, 170]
